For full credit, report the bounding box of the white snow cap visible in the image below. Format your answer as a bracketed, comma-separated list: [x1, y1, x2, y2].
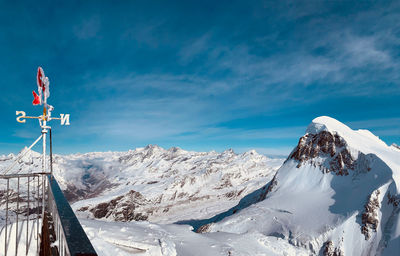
[306, 116, 352, 135]
[306, 116, 389, 153]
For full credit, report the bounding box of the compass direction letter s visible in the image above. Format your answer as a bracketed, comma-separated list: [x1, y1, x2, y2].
[16, 111, 26, 123]
[60, 114, 70, 126]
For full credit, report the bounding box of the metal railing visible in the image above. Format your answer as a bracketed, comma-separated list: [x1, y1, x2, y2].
[1, 173, 98, 256]
[47, 175, 97, 256]
[0, 172, 46, 256]
[1, 128, 97, 255]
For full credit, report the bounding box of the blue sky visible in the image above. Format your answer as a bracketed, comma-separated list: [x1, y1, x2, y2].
[1, 0, 400, 156]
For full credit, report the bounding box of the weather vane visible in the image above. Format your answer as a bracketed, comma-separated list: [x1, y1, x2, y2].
[16, 67, 70, 126]
[15, 67, 70, 174]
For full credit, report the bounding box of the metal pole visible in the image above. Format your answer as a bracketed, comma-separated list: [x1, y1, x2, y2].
[42, 120, 47, 220]
[16, 177, 19, 256]
[5, 179, 9, 256]
[26, 176, 29, 255]
[37, 176, 39, 253]
[49, 128, 53, 177]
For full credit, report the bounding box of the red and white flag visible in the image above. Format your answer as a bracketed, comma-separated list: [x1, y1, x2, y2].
[32, 91, 41, 105]
[33, 67, 50, 105]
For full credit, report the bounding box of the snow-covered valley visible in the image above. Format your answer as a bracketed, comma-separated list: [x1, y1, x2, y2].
[1, 116, 400, 255]
[53, 146, 283, 224]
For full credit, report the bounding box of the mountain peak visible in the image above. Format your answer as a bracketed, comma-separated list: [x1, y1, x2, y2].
[306, 116, 388, 152]
[306, 116, 352, 135]
[207, 116, 400, 255]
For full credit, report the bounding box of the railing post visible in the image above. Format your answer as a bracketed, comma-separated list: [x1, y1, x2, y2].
[5, 178, 9, 256]
[26, 176, 29, 255]
[42, 174, 45, 225]
[37, 175, 40, 254]
[16, 176, 19, 256]
[1, 173, 96, 256]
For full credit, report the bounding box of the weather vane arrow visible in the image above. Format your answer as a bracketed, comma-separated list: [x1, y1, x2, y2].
[15, 67, 70, 126]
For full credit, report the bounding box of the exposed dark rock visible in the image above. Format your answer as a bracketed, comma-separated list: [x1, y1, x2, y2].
[361, 190, 380, 240]
[178, 192, 188, 198]
[322, 241, 344, 256]
[197, 223, 212, 233]
[388, 192, 400, 207]
[64, 179, 114, 203]
[89, 190, 149, 221]
[214, 174, 234, 190]
[224, 191, 236, 198]
[77, 206, 89, 212]
[290, 131, 355, 175]
[91, 202, 109, 218]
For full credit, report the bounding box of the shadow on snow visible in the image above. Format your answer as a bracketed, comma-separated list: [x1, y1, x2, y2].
[174, 179, 274, 232]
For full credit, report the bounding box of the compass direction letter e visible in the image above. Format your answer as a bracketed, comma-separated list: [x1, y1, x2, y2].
[60, 114, 70, 125]
[16, 111, 26, 123]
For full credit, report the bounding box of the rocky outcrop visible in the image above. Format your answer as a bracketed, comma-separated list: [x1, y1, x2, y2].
[322, 241, 344, 256]
[361, 190, 380, 240]
[388, 192, 400, 207]
[87, 190, 149, 221]
[197, 223, 212, 233]
[290, 131, 355, 175]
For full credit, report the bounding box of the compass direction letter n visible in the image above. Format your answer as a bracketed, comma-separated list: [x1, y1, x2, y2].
[60, 114, 70, 126]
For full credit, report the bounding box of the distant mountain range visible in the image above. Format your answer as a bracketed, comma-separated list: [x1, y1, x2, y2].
[1, 116, 399, 255]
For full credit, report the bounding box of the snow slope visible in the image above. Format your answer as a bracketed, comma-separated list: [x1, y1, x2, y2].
[205, 116, 400, 255]
[79, 218, 309, 256]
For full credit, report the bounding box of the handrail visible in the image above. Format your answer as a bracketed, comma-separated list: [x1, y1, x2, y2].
[1, 173, 43, 256]
[47, 175, 97, 256]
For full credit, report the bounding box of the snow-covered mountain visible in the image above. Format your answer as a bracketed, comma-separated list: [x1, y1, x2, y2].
[0, 145, 283, 224]
[203, 116, 400, 255]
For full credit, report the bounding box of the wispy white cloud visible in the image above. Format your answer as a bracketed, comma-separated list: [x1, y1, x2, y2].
[207, 33, 398, 97]
[179, 32, 213, 64]
[348, 118, 400, 129]
[343, 36, 392, 67]
[182, 126, 305, 141]
[12, 129, 38, 139]
[74, 16, 101, 39]
[121, 19, 167, 48]
[347, 118, 400, 138]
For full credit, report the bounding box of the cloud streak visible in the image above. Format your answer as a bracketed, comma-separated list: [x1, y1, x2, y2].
[1, 0, 400, 154]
